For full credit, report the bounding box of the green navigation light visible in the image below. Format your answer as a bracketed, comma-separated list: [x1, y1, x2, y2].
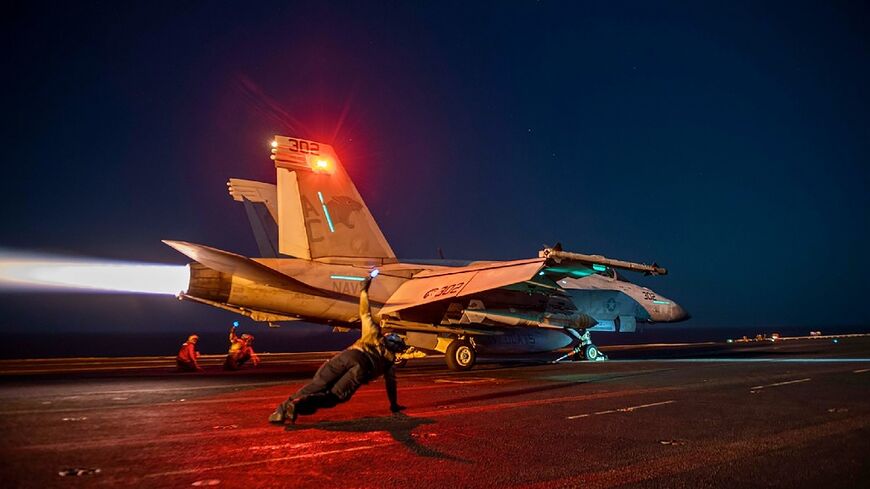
[317, 191, 336, 233]
[330, 275, 366, 281]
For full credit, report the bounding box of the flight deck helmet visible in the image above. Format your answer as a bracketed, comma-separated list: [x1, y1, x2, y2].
[381, 333, 408, 353]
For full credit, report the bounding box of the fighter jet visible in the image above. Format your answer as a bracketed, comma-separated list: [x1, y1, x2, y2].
[165, 135, 684, 370]
[225, 179, 689, 337]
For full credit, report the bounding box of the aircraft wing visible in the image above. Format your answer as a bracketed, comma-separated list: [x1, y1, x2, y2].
[383, 319, 502, 336]
[163, 240, 332, 297]
[379, 258, 545, 316]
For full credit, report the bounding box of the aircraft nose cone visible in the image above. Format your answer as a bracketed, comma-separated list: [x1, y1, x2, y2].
[672, 304, 690, 322]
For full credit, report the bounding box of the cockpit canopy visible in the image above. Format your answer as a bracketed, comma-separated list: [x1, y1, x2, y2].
[594, 268, 632, 283]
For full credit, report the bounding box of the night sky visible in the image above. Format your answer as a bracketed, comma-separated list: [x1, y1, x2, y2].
[3, 1, 869, 343]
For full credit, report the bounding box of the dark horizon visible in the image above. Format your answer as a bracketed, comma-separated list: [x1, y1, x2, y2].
[1, 323, 863, 360]
[3, 1, 869, 340]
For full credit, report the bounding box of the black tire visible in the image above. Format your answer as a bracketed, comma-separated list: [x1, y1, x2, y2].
[445, 340, 476, 371]
[583, 344, 600, 361]
[393, 358, 408, 368]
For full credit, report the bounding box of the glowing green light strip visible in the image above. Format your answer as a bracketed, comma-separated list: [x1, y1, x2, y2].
[592, 264, 607, 272]
[317, 191, 336, 233]
[652, 300, 671, 305]
[330, 275, 366, 281]
[568, 270, 593, 277]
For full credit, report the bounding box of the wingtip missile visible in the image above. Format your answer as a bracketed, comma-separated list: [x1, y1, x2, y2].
[539, 247, 668, 276]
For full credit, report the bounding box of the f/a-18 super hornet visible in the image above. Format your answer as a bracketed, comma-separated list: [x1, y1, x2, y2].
[224, 175, 688, 350]
[165, 135, 687, 370]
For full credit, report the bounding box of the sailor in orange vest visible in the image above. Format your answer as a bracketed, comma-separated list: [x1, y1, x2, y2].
[176, 334, 204, 372]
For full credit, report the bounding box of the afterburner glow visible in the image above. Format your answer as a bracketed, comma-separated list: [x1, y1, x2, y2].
[0, 251, 190, 295]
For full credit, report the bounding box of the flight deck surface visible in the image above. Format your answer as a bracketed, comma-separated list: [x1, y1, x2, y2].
[1, 338, 868, 488]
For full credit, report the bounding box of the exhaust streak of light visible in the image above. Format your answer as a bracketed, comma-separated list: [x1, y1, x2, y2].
[0, 251, 190, 295]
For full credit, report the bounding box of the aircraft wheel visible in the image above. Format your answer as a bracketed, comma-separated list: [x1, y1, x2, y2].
[445, 340, 476, 371]
[583, 344, 600, 361]
[394, 358, 408, 368]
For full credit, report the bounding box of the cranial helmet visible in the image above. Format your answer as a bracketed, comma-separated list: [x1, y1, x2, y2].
[241, 334, 254, 342]
[381, 333, 408, 353]
[188, 335, 199, 343]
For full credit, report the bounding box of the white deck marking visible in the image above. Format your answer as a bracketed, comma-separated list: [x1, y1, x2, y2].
[145, 443, 393, 477]
[566, 400, 675, 420]
[61, 378, 451, 397]
[433, 377, 496, 384]
[0, 382, 454, 416]
[853, 368, 870, 374]
[750, 378, 812, 390]
[59, 380, 290, 396]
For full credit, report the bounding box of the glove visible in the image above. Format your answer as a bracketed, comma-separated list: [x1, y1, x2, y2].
[390, 404, 406, 413]
[362, 269, 378, 291]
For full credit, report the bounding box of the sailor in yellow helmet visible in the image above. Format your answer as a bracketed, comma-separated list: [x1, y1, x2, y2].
[224, 323, 261, 370]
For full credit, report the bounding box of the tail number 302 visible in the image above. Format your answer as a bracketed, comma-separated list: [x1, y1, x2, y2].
[423, 282, 465, 299]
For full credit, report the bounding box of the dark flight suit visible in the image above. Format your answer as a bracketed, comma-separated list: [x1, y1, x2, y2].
[290, 286, 398, 416]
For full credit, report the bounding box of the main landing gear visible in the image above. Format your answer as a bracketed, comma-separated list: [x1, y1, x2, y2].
[388, 338, 478, 371]
[552, 329, 608, 363]
[445, 339, 476, 371]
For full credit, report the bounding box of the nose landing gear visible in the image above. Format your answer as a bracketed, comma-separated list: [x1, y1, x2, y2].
[552, 329, 608, 363]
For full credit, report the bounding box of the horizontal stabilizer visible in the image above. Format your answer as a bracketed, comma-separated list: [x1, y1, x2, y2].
[162, 240, 330, 297]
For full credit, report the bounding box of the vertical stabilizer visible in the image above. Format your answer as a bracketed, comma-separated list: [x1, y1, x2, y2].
[270, 135, 396, 264]
[227, 178, 279, 258]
